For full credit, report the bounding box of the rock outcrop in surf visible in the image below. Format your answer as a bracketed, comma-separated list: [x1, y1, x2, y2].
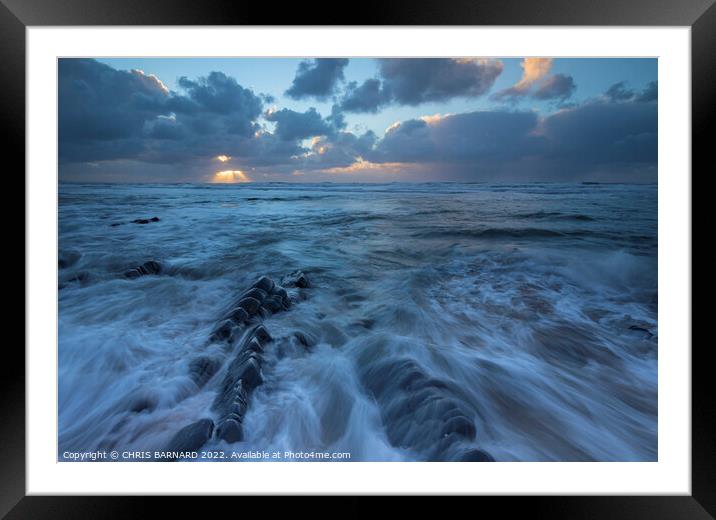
[164, 418, 214, 461]
[165, 273, 306, 455]
[209, 276, 290, 343]
[132, 217, 160, 225]
[212, 324, 272, 442]
[358, 350, 493, 462]
[164, 270, 493, 461]
[124, 260, 162, 279]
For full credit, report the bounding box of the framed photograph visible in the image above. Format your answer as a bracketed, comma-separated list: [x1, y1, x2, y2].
[7, 0, 708, 514]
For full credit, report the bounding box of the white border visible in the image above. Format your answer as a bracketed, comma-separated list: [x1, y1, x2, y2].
[27, 27, 691, 494]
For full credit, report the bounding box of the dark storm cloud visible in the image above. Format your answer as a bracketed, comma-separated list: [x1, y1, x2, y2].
[367, 94, 656, 180]
[378, 58, 503, 105]
[264, 107, 334, 141]
[59, 59, 169, 145]
[371, 111, 544, 163]
[285, 58, 349, 100]
[540, 97, 657, 166]
[176, 72, 263, 117]
[59, 59, 269, 164]
[337, 59, 503, 113]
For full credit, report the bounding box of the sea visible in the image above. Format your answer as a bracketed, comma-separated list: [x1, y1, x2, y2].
[58, 182, 658, 461]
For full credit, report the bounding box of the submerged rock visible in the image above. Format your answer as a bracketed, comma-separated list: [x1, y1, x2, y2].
[281, 270, 310, 288]
[210, 277, 289, 344]
[237, 296, 261, 315]
[358, 353, 492, 462]
[165, 418, 214, 460]
[124, 260, 162, 279]
[253, 275, 275, 293]
[212, 325, 273, 443]
[188, 356, 221, 388]
[132, 216, 160, 224]
[193, 274, 307, 444]
[209, 320, 235, 343]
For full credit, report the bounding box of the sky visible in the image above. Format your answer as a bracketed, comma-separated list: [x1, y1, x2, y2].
[58, 57, 657, 183]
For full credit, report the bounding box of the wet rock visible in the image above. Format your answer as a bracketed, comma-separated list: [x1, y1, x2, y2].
[281, 270, 309, 288]
[212, 326, 272, 444]
[253, 275, 275, 293]
[261, 295, 285, 313]
[165, 418, 214, 459]
[272, 287, 290, 307]
[204, 276, 297, 445]
[189, 356, 221, 388]
[358, 353, 490, 461]
[252, 324, 272, 344]
[242, 287, 268, 302]
[216, 418, 243, 443]
[225, 307, 249, 324]
[132, 216, 160, 224]
[124, 260, 162, 279]
[209, 320, 235, 343]
[459, 448, 495, 462]
[237, 296, 261, 315]
[128, 394, 158, 413]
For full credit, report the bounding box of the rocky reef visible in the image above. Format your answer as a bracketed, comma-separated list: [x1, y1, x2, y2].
[165, 274, 300, 456]
[358, 351, 493, 462]
[163, 269, 493, 461]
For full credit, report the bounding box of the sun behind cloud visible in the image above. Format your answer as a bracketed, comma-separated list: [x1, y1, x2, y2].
[212, 170, 251, 183]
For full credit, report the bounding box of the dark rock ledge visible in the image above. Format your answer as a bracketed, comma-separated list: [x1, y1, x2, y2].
[110, 216, 160, 227]
[358, 352, 494, 462]
[164, 270, 493, 461]
[133, 217, 160, 225]
[164, 273, 308, 457]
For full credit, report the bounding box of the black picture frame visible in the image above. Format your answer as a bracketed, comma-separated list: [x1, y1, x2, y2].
[4, 0, 708, 515]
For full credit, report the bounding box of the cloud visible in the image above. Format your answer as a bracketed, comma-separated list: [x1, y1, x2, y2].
[378, 58, 504, 105]
[59, 60, 271, 166]
[533, 74, 576, 100]
[59, 59, 170, 145]
[371, 111, 543, 164]
[264, 107, 334, 141]
[339, 78, 389, 113]
[515, 58, 553, 90]
[337, 58, 503, 113]
[285, 58, 349, 100]
[605, 81, 658, 103]
[58, 59, 656, 183]
[493, 58, 576, 102]
[365, 95, 656, 181]
[302, 130, 377, 169]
